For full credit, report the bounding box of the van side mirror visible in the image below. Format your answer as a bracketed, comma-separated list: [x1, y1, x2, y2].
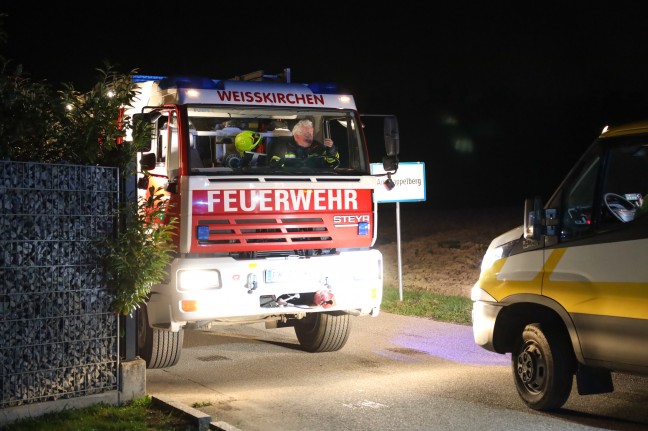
[523, 196, 543, 240]
[524, 196, 559, 240]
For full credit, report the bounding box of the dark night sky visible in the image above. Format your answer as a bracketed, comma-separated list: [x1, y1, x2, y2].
[3, 4, 648, 208]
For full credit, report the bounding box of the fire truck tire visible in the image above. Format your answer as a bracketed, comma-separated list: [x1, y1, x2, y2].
[137, 303, 184, 369]
[294, 312, 350, 352]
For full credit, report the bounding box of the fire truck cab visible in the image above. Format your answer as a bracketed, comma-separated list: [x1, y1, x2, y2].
[128, 69, 399, 368]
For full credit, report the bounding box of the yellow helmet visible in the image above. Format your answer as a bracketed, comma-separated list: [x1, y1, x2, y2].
[235, 131, 262, 155]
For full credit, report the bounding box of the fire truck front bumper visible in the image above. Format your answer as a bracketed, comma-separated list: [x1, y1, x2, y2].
[146, 249, 383, 331]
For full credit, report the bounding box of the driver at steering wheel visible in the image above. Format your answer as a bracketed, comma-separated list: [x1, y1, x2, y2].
[270, 119, 339, 166]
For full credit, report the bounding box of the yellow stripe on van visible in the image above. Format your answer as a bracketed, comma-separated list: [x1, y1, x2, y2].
[543, 245, 648, 320]
[478, 250, 543, 300]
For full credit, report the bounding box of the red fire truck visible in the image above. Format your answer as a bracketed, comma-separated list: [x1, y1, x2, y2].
[129, 69, 399, 368]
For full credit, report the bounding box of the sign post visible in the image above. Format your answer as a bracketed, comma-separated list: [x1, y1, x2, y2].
[370, 162, 426, 301]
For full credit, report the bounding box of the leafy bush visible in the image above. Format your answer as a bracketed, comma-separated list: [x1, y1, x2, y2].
[105, 186, 178, 316]
[0, 60, 64, 162]
[1, 17, 175, 316]
[0, 59, 147, 168]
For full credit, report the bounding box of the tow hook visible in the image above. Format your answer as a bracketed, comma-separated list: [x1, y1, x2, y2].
[322, 276, 331, 289]
[247, 274, 258, 294]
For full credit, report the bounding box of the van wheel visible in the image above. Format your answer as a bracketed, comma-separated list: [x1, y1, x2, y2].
[294, 312, 350, 352]
[137, 303, 184, 369]
[512, 323, 575, 411]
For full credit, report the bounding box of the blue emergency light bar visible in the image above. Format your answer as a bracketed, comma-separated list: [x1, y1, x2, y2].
[306, 82, 340, 94]
[132, 75, 167, 83]
[132, 74, 341, 95]
[158, 76, 222, 91]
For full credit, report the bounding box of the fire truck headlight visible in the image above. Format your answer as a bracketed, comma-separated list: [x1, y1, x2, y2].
[178, 270, 221, 291]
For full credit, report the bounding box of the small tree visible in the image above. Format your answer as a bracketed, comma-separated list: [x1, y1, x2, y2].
[0, 21, 177, 316]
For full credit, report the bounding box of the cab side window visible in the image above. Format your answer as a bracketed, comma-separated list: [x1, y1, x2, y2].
[557, 152, 601, 241]
[600, 142, 648, 224]
[160, 112, 180, 181]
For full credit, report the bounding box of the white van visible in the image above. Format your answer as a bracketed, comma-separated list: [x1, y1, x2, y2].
[471, 121, 648, 410]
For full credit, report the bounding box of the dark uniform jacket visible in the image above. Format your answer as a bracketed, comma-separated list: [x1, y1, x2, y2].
[270, 140, 339, 166]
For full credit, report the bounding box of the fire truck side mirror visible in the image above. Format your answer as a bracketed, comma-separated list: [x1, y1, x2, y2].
[140, 153, 156, 171]
[384, 116, 400, 157]
[137, 176, 149, 190]
[382, 155, 399, 172]
[133, 112, 162, 153]
[166, 181, 178, 194]
[382, 116, 399, 172]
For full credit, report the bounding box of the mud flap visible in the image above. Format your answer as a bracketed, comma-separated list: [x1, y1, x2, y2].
[576, 365, 614, 395]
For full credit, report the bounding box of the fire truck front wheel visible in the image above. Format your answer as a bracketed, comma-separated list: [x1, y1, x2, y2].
[137, 303, 184, 369]
[294, 312, 350, 352]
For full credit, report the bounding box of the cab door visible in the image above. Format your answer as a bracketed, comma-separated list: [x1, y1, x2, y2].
[542, 136, 648, 370]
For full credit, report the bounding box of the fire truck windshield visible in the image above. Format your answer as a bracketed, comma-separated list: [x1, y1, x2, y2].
[180, 107, 369, 174]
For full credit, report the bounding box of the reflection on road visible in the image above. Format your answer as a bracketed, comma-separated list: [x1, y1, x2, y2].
[381, 321, 510, 365]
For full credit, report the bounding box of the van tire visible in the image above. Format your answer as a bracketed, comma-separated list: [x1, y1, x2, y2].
[512, 323, 575, 411]
[137, 303, 184, 369]
[294, 312, 350, 352]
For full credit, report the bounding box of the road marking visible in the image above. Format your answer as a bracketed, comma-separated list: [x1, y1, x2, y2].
[342, 400, 388, 409]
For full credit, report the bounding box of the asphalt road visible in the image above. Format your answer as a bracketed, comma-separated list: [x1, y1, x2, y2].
[146, 312, 648, 431]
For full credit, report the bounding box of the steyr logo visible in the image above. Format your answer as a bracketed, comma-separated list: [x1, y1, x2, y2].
[333, 215, 370, 224]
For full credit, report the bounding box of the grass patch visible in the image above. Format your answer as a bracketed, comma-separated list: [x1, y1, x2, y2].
[381, 286, 473, 325]
[4, 395, 194, 431]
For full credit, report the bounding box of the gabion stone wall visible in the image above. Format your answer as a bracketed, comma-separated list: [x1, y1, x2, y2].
[0, 161, 119, 408]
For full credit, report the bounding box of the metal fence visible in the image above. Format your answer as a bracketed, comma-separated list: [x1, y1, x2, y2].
[0, 161, 119, 408]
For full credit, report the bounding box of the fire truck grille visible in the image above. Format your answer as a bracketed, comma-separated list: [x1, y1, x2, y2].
[196, 217, 333, 245]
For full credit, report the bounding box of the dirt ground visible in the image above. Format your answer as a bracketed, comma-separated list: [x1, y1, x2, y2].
[374, 204, 521, 298]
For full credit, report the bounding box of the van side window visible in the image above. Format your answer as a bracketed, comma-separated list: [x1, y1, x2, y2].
[600, 142, 648, 224]
[557, 152, 601, 241]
